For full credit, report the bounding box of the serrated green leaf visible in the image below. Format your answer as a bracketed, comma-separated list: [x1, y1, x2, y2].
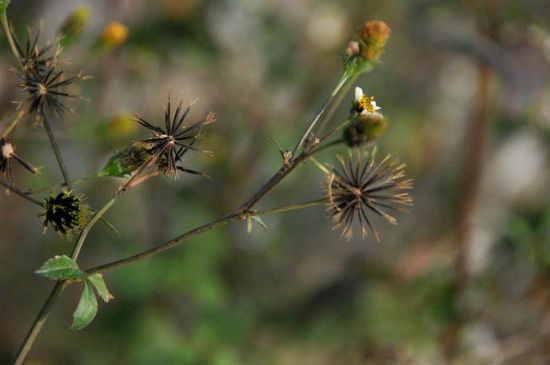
[35, 255, 84, 280]
[71, 280, 98, 330]
[87, 273, 114, 303]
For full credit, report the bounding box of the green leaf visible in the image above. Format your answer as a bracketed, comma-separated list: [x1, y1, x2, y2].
[35, 255, 84, 280]
[87, 273, 114, 303]
[71, 280, 98, 330]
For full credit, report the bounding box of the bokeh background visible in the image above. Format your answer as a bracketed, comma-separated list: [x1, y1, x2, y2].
[1, 0, 549, 364]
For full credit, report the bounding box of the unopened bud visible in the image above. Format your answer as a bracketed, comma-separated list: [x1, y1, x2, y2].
[100, 21, 128, 49]
[344, 41, 360, 57]
[343, 113, 388, 147]
[60, 6, 91, 48]
[359, 20, 391, 61]
[99, 142, 153, 177]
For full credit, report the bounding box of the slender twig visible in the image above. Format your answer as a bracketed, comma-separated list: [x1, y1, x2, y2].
[0, 178, 41, 205]
[1, 110, 26, 138]
[13, 281, 67, 365]
[0, 8, 23, 69]
[316, 73, 358, 137]
[251, 198, 327, 216]
[41, 113, 72, 190]
[26, 175, 98, 195]
[291, 72, 351, 158]
[71, 197, 116, 258]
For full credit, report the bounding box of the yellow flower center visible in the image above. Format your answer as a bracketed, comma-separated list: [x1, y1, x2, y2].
[357, 95, 376, 113]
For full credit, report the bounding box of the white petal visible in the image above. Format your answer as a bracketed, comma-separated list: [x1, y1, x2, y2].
[354, 87, 364, 101]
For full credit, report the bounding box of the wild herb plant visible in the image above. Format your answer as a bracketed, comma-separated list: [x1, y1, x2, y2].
[0, 1, 412, 363]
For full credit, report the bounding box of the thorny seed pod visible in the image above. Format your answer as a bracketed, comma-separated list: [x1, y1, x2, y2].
[40, 190, 89, 236]
[325, 148, 412, 241]
[135, 95, 215, 177]
[0, 137, 38, 181]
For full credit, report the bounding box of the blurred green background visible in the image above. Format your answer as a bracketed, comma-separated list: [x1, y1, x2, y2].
[1, 0, 549, 364]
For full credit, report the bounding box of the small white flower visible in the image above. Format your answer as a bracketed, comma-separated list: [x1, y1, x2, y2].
[354, 86, 381, 114]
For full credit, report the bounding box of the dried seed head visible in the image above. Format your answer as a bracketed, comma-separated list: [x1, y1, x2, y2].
[325, 148, 412, 241]
[40, 190, 89, 237]
[135, 95, 215, 177]
[0, 138, 38, 182]
[18, 60, 84, 119]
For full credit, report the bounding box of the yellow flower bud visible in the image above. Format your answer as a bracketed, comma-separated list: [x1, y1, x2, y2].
[101, 21, 128, 48]
[359, 20, 391, 61]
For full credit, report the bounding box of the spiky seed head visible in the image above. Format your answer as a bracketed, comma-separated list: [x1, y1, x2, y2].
[40, 190, 89, 237]
[325, 148, 412, 241]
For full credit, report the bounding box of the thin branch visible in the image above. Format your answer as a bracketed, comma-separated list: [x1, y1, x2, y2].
[1, 110, 26, 138]
[0, 8, 23, 69]
[0, 178, 42, 206]
[42, 112, 72, 190]
[291, 72, 351, 158]
[250, 198, 327, 216]
[13, 281, 67, 365]
[71, 197, 116, 258]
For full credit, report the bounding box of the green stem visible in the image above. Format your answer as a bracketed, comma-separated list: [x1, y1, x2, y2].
[1, 110, 26, 138]
[0, 5, 23, 69]
[42, 113, 72, 191]
[251, 198, 327, 216]
[316, 73, 358, 137]
[292, 72, 351, 157]
[13, 281, 67, 365]
[71, 197, 116, 259]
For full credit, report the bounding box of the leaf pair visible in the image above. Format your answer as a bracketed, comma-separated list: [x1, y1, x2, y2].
[35, 255, 113, 330]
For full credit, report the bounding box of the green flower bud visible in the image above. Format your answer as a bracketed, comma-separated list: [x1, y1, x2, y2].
[344, 113, 388, 147]
[99, 142, 153, 177]
[60, 6, 91, 48]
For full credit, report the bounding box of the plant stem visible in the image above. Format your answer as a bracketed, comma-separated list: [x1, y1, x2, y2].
[316, 73, 358, 138]
[71, 197, 116, 258]
[87, 213, 240, 275]
[291, 72, 351, 158]
[0, 178, 42, 205]
[0, 7, 23, 69]
[41, 112, 72, 191]
[251, 198, 327, 216]
[1, 110, 26, 138]
[13, 281, 67, 365]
